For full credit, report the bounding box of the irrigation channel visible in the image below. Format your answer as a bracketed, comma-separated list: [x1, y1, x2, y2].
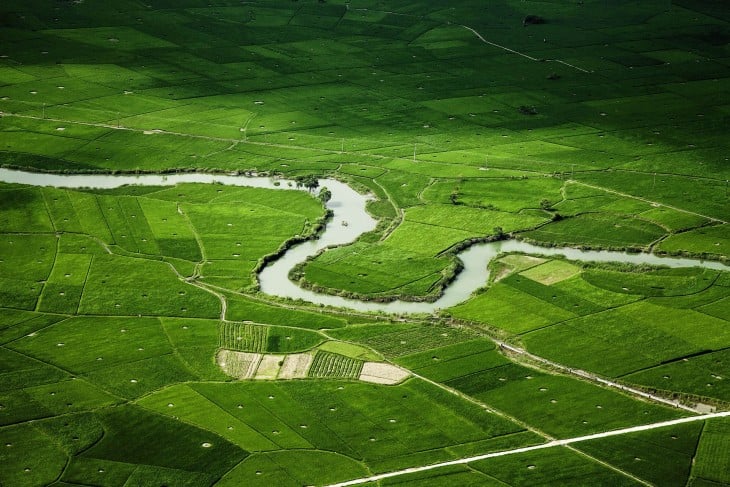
[2, 168, 728, 314]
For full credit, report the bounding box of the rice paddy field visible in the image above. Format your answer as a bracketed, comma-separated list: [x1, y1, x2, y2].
[1, 0, 729, 485]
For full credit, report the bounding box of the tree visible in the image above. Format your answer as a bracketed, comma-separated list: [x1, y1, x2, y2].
[295, 175, 320, 192]
[518, 105, 538, 115]
[523, 15, 545, 27]
[319, 187, 332, 204]
[449, 187, 460, 205]
[540, 198, 552, 210]
[493, 226, 504, 238]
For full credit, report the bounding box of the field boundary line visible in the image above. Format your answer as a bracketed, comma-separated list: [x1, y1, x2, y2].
[1, 344, 127, 403]
[569, 180, 727, 224]
[75, 253, 94, 316]
[40, 188, 59, 234]
[324, 411, 730, 487]
[461, 25, 592, 73]
[0, 110, 510, 177]
[564, 443, 653, 486]
[371, 175, 404, 241]
[159, 318, 203, 380]
[411, 372, 555, 441]
[496, 341, 699, 412]
[687, 420, 708, 481]
[34, 233, 60, 313]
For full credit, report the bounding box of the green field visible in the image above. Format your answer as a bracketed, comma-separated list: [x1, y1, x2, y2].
[1, 0, 729, 485]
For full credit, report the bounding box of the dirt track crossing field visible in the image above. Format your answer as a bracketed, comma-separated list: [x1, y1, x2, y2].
[325, 411, 730, 487]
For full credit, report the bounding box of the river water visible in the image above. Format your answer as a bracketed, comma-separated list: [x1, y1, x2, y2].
[1, 168, 726, 314]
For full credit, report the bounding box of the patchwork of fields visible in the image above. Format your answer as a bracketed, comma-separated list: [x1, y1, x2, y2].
[1, 0, 729, 485]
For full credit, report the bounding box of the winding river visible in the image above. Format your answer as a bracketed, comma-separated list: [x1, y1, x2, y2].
[1, 168, 727, 314]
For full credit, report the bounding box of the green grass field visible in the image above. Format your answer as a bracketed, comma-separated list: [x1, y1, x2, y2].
[1, 0, 729, 485]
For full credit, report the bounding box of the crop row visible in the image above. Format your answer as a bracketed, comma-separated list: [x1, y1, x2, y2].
[360, 325, 477, 358]
[307, 351, 362, 379]
[219, 322, 268, 352]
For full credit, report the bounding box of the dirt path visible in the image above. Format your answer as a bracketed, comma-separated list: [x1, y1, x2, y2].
[325, 411, 730, 487]
[461, 25, 592, 73]
[371, 175, 403, 241]
[569, 180, 727, 224]
[412, 371, 555, 441]
[496, 341, 699, 413]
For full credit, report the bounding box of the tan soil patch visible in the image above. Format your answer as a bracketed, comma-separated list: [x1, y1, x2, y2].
[216, 350, 261, 379]
[359, 362, 410, 385]
[254, 354, 283, 380]
[493, 266, 513, 283]
[278, 353, 313, 379]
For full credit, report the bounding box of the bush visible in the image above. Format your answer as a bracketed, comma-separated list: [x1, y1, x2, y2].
[523, 15, 545, 26]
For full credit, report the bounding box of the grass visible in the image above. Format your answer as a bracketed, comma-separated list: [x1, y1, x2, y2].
[469, 445, 637, 486]
[138, 379, 529, 473]
[79, 254, 221, 318]
[225, 294, 347, 330]
[395, 339, 514, 383]
[337, 323, 479, 359]
[0, 422, 68, 486]
[422, 177, 563, 212]
[299, 241, 450, 299]
[0, 0, 729, 484]
[318, 340, 382, 361]
[217, 450, 368, 487]
[218, 322, 324, 353]
[299, 182, 548, 301]
[81, 404, 247, 478]
[657, 224, 730, 258]
[219, 322, 268, 352]
[0, 233, 56, 310]
[162, 318, 229, 380]
[624, 349, 730, 404]
[520, 213, 667, 249]
[575, 421, 703, 487]
[6, 315, 205, 399]
[519, 259, 580, 285]
[523, 301, 730, 378]
[450, 283, 578, 334]
[308, 351, 363, 379]
[454, 256, 730, 403]
[691, 418, 730, 485]
[447, 363, 685, 438]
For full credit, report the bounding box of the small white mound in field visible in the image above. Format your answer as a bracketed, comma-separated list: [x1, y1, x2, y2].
[254, 354, 282, 380]
[359, 362, 410, 385]
[278, 353, 313, 379]
[217, 350, 261, 379]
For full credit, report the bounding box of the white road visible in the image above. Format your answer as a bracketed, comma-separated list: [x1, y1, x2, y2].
[324, 411, 730, 487]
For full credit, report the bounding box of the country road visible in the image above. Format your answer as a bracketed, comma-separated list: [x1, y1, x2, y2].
[324, 411, 730, 487]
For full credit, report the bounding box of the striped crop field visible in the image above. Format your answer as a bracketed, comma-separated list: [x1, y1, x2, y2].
[308, 351, 363, 380]
[219, 322, 268, 352]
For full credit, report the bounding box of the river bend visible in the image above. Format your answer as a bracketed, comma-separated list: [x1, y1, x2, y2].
[1, 168, 726, 314]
